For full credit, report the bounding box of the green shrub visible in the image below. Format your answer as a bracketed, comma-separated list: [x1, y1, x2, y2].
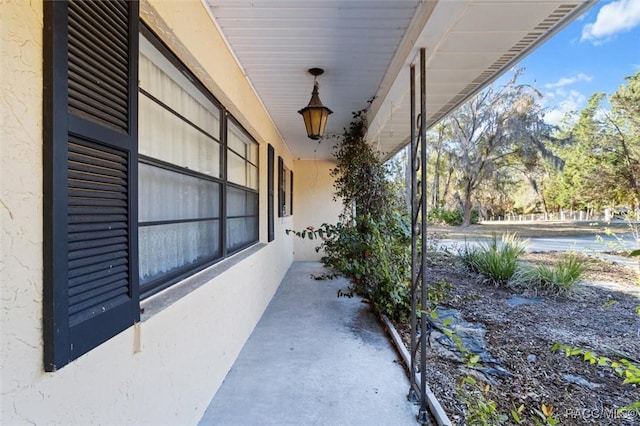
[511, 254, 587, 295]
[287, 213, 412, 322]
[428, 208, 480, 226]
[470, 209, 480, 224]
[536, 254, 587, 294]
[461, 233, 527, 286]
[341, 213, 411, 321]
[429, 207, 463, 225]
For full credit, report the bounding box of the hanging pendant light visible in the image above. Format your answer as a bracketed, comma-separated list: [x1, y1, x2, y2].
[298, 68, 332, 140]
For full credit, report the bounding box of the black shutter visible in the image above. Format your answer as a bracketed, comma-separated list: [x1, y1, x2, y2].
[44, 0, 139, 371]
[267, 145, 275, 241]
[290, 170, 294, 216]
[278, 157, 284, 217]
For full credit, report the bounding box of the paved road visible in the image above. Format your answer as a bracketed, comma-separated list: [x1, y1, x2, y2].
[439, 233, 639, 271]
[441, 233, 636, 253]
[525, 234, 635, 253]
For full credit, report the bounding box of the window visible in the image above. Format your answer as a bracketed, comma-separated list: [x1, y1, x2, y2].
[44, 1, 260, 370]
[138, 33, 223, 297]
[138, 29, 259, 296]
[289, 170, 294, 216]
[278, 157, 293, 217]
[226, 120, 259, 252]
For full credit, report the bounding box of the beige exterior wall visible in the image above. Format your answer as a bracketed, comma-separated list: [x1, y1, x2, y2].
[292, 160, 343, 261]
[1, 1, 294, 424]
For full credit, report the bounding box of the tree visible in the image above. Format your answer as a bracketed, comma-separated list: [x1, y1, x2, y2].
[429, 124, 447, 208]
[607, 71, 640, 208]
[611, 71, 640, 129]
[546, 72, 640, 212]
[544, 94, 608, 211]
[443, 71, 559, 225]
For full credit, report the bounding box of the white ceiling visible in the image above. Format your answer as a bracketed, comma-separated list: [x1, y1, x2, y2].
[203, 0, 595, 160]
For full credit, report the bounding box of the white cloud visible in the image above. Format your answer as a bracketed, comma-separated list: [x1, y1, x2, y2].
[544, 109, 569, 125]
[581, 0, 640, 44]
[544, 73, 593, 89]
[542, 89, 588, 125]
[541, 73, 593, 124]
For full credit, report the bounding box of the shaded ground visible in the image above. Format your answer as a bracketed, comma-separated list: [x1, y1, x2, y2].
[394, 228, 640, 425]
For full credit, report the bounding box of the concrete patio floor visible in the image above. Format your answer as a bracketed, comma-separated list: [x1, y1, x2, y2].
[199, 261, 418, 425]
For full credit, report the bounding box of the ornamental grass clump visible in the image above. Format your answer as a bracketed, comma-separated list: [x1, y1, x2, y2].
[511, 253, 588, 295]
[461, 233, 527, 286]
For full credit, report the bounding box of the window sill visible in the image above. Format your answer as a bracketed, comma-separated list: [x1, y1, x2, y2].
[140, 243, 266, 321]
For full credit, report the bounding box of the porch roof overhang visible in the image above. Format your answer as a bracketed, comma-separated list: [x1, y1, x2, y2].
[203, 0, 596, 161]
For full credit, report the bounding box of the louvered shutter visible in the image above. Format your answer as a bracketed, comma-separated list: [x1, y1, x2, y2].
[44, 0, 139, 371]
[278, 157, 284, 217]
[290, 170, 293, 216]
[267, 145, 275, 242]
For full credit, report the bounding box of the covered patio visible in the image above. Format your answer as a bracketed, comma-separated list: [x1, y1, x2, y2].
[1, 1, 595, 424]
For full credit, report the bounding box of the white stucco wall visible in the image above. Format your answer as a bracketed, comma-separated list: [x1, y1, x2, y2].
[1, 1, 294, 424]
[1, 0, 45, 420]
[292, 160, 343, 261]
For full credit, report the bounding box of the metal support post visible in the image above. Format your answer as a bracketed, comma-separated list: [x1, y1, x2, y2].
[409, 48, 432, 425]
[418, 46, 430, 425]
[408, 61, 419, 404]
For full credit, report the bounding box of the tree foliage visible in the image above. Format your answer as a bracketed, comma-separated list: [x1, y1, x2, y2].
[544, 71, 640, 211]
[420, 70, 640, 220]
[437, 70, 560, 225]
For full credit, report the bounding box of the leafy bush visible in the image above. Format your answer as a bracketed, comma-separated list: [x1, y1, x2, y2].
[461, 233, 527, 286]
[429, 207, 463, 225]
[428, 207, 479, 226]
[510, 254, 587, 295]
[320, 213, 412, 321]
[470, 209, 480, 224]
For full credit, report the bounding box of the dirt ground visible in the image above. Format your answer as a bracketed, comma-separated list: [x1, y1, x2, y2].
[394, 224, 640, 425]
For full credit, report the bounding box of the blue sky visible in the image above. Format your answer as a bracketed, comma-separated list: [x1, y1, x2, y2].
[512, 0, 640, 124]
